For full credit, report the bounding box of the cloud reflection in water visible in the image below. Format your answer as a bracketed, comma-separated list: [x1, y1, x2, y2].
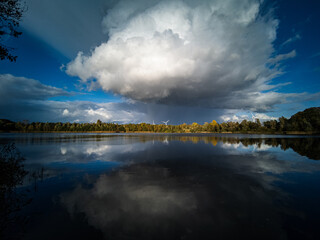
[1, 134, 320, 239]
[57, 135, 320, 239]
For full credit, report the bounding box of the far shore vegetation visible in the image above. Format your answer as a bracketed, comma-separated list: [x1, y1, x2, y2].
[1, 107, 319, 135]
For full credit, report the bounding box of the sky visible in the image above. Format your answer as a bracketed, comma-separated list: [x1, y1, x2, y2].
[0, 0, 319, 124]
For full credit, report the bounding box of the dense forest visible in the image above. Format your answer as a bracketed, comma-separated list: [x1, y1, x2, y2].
[0, 107, 319, 134]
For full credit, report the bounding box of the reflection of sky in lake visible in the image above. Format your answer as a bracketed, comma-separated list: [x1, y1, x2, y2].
[1, 133, 320, 239]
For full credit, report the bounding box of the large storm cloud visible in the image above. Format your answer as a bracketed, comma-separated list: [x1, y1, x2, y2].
[66, 0, 295, 110]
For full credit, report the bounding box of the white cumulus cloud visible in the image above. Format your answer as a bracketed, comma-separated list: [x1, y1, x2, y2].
[62, 109, 70, 116]
[220, 112, 278, 123]
[66, 0, 297, 110]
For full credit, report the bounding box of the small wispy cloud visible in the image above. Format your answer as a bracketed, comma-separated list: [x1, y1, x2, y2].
[310, 52, 320, 58]
[281, 34, 301, 46]
[268, 50, 297, 65]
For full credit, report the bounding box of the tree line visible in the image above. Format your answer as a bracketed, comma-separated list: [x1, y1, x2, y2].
[0, 107, 319, 134]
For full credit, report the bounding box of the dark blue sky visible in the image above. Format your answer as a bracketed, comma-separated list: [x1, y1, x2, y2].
[0, 0, 319, 124]
[272, 0, 320, 93]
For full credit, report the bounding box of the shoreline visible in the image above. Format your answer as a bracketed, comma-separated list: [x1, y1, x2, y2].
[0, 131, 319, 136]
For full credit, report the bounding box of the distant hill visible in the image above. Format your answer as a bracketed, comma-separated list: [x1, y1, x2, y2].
[0, 119, 16, 131]
[0, 119, 14, 124]
[287, 107, 320, 132]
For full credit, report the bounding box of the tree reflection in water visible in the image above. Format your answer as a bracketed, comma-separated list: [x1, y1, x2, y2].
[133, 135, 320, 160]
[0, 143, 30, 239]
[218, 136, 320, 160]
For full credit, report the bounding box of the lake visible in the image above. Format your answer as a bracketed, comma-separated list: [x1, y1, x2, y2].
[1, 133, 320, 240]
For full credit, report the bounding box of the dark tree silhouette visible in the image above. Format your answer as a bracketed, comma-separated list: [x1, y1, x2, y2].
[0, 143, 29, 238]
[0, 0, 25, 62]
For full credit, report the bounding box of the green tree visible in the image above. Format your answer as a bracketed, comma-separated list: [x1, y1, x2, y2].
[277, 117, 287, 131]
[240, 120, 249, 132]
[0, 0, 26, 61]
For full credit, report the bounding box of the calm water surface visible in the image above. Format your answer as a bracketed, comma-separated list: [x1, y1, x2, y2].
[1, 133, 320, 240]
